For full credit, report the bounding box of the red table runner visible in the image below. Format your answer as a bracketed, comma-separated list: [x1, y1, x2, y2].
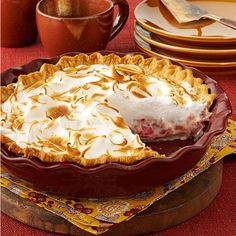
[1, 1, 236, 235]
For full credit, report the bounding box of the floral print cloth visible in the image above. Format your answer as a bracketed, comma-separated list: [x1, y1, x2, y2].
[1, 119, 235, 235]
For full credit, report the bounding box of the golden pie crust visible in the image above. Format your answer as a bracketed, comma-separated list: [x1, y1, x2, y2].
[0, 53, 215, 167]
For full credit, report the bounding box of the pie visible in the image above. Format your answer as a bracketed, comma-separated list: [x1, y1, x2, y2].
[0, 53, 215, 166]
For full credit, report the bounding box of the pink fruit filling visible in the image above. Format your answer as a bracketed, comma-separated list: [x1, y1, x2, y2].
[131, 113, 210, 141]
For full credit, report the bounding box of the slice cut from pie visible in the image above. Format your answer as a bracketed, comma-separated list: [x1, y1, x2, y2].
[0, 53, 215, 166]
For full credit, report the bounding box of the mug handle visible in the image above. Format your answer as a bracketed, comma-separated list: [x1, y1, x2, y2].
[110, 0, 129, 40]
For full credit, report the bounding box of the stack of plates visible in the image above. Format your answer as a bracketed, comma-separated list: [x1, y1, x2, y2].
[134, 0, 236, 75]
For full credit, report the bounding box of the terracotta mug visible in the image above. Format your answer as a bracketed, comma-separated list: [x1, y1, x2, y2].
[1, 0, 39, 47]
[36, 0, 129, 56]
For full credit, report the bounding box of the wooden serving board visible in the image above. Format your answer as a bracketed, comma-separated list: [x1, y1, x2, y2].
[1, 161, 223, 236]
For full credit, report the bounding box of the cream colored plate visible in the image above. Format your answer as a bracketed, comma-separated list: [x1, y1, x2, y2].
[135, 22, 236, 59]
[134, 32, 236, 72]
[135, 0, 236, 45]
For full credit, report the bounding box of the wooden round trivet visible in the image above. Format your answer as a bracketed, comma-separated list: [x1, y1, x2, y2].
[1, 161, 223, 236]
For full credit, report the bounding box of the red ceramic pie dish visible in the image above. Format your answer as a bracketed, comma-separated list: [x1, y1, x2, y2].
[1, 51, 231, 197]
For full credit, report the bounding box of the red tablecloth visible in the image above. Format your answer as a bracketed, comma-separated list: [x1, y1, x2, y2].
[1, 1, 236, 235]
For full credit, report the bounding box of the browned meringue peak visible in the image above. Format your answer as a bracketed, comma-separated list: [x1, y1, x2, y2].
[46, 105, 71, 119]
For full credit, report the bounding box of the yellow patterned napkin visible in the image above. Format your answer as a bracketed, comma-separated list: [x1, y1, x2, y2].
[1, 119, 236, 235]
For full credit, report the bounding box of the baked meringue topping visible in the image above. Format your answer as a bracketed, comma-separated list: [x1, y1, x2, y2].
[0, 53, 215, 166]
